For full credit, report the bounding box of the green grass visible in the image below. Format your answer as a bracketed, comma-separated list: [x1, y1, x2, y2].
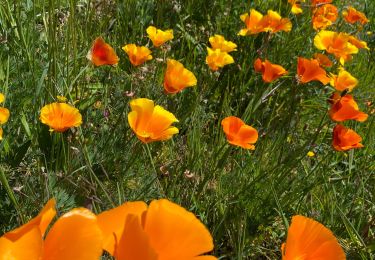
[0, 0, 374, 259]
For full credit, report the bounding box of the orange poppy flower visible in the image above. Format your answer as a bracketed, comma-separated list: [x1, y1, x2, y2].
[312, 4, 338, 30]
[313, 53, 333, 67]
[343, 7, 369, 25]
[97, 199, 216, 260]
[254, 58, 288, 83]
[40, 102, 82, 132]
[87, 37, 119, 66]
[221, 116, 258, 150]
[164, 59, 197, 94]
[209, 35, 237, 52]
[332, 124, 364, 151]
[281, 215, 345, 259]
[329, 93, 368, 122]
[314, 30, 358, 64]
[296, 57, 330, 84]
[0, 93, 9, 140]
[238, 9, 265, 36]
[206, 47, 234, 71]
[259, 10, 292, 33]
[329, 68, 358, 92]
[122, 44, 152, 66]
[288, 0, 304, 14]
[146, 26, 174, 47]
[127, 98, 179, 143]
[0, 199, 104, 260]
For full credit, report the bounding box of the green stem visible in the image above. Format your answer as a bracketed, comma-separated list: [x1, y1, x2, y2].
[144, 143, 165, 197]
[0, 166, 25, 223]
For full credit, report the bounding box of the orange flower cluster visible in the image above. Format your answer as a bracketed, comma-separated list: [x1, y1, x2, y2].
[238, 9, 292, 36]
[0, 93, 10, 140]
[0, 199, 217, 259]
[312, 4, 338, 30]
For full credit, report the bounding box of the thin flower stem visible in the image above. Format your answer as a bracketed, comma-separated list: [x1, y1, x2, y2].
[145, 143, 165, 197]
[0, 166, 25, 223]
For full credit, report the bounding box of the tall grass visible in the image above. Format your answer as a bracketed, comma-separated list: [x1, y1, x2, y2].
[0, 0, 374, 258]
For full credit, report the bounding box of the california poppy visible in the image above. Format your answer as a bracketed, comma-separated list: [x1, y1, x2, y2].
[206, 47, 234, 71]
[238, 9, 265, 36]
[146, 26, 174, 47]
[343, 7, 369, 25]
[40, 102, 82, 132]
[122, 44, 152, 66]
[281, 215, 345, 259]
[288, 0, 304, 14]
[127, 98, 179, 143]
[0, 199, 104, 260]
[221, 116, 258, 149]
[314, 30, 358, 64]
[163, 59, 197, 94]
[296, 57, 330, 84]
[329, 68, 358, 92]
[0, 93, 9, 140]
[313, 53, 333, 67]
[312, 4, 338, 30]
[254, 58, 288, 83]
[329, 93, 368, 122]
[97, 199, 217, 260]
[348, 35, 369, 50]
[87, 37, 119, 66]
[332, 124, 363, 151]
[209, 35, 237, 53]
[259, 10, 292, 33]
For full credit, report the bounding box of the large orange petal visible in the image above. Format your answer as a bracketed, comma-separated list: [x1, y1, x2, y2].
[0, 227, 43, 260]
[129, 98, 155, 133]
[43, 208, 103, 260]
[4, 198, 56, 240]
[115, 214, 158, 260]
[144, 199, 214, 259]
[97, 201, 147, 255]
[282, 215, 345, 260]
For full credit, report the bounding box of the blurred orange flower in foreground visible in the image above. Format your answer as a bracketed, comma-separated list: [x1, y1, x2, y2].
[146, 26, 174, 47]
[87, 37, 119, 66]
[297, 57, 330, 84]
[313, 53, 333, 68]
[0, 199, 104, 260]
[329, 68, 358, 92]
[209, 34, 237, 52]
[206, 47, 234, 71]
[312, 4, 338, 30]
[314, 30, 358, 64]
[329, 93, 368, 122]
[0, 93, 10, 140]
[238, 9, 292, 35]
[40, 102, 82, 132]
[122, 44, 152, 66]
[343, 7, 369, 25]
[164, 59, 197, 94]
[221, 116, 258, 149]
[333, 124, 363, 151]
[281, 215, 345, 259]
[98, 199, 217, 260]
[254, 58, 288, 83]
[128, 98, 179, 143]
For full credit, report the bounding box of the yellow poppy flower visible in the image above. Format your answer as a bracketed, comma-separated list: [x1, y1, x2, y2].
[209, 35, 237, 52]
[206, 47, 234, 71]
[122, 44, 152, 66]
[127, 98, 179, 143]
[146, 26, 174, 47]
[40, 102, 82, 132]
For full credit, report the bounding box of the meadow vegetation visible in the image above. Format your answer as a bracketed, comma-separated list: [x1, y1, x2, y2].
[0, 0, 374, 258]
